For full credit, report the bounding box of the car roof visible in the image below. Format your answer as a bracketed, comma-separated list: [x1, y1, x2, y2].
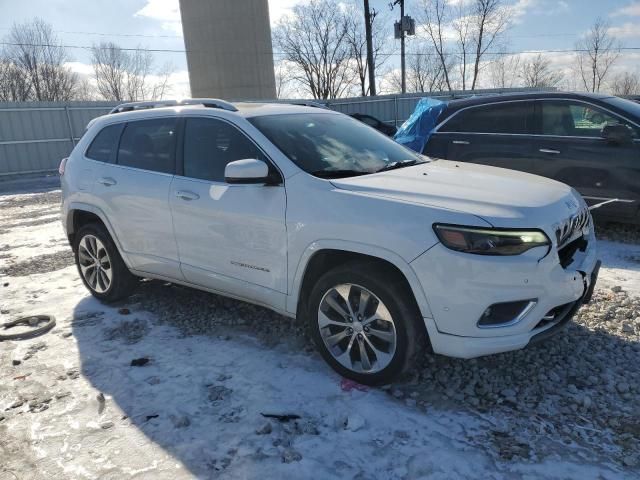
[444, 91, 615, 111]
[89, 101, 337, 130]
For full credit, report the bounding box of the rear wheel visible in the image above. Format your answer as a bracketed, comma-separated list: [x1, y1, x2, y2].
[306, 262, 425, 385]
[74, 223, 138, 302]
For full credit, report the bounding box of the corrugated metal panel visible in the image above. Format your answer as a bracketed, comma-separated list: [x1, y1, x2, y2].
[0, 101, 118, 175]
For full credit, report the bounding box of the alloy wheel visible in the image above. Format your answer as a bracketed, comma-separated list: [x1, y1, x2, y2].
[318, 283, 397, 374]
[78, 234, 112, 293]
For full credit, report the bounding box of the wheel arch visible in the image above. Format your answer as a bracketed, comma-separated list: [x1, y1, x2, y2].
[289, 241, 433, 320]
[65, 203, 130, 267]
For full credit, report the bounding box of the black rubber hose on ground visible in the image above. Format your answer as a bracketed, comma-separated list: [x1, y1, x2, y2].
[0, 315, 56, 341]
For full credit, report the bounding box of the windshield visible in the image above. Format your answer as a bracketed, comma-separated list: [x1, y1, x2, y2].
[604, 96, 640, 119]
[249, 113, 424, 178]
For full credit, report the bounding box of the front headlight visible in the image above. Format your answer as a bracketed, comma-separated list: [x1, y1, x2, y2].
[433, 224, 550, 256]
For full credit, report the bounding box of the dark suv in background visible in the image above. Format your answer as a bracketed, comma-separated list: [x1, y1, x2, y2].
[412, 92, 640, 224]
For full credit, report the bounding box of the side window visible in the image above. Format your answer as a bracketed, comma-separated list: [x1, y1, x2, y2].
[541, 101, 639, 138]
[440, 102, 534, 134]
[183, 117, 265, 182]
[360, 116, 379, 127]
[85, 124, 123, 163]
[117, 118, 177, 174]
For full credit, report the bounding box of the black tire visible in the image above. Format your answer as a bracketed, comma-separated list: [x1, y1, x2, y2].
[73, 223, 138, 303]
[305, 261, 426, 386]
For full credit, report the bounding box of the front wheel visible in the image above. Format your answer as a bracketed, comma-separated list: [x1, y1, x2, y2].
[306, 262, 426, 385]
[74, 223, 138, 303]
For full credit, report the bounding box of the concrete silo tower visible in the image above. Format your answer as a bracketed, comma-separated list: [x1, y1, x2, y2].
[179, 0, 277, 99]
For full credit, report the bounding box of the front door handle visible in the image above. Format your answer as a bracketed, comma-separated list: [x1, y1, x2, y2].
[175, 190, 200, 201]
[452, 140, 470, 145]
[539, 148, 560, 154]
[97, 177, 116, 186]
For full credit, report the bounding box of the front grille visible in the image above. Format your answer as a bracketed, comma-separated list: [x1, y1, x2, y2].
[554, 207, 591, 248]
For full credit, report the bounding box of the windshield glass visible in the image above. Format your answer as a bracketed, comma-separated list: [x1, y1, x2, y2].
[249, 113, 424, 178]
[604, 96, 640, 119]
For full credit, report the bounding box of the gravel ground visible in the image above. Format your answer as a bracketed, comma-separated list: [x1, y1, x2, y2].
[0, 250, 75, 276]
[2, 182, 640, 475]
[120, 279, 640, 469]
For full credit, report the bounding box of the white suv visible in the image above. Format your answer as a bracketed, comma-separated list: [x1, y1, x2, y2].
[60, 99, 600, 385]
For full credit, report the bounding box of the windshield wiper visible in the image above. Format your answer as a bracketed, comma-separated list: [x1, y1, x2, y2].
[375, 159, 420, 173]
[311, 170, 369, 179]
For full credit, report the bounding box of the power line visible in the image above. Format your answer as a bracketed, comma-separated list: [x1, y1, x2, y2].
[1, 41, 640, 57]
[0, 27, 183, 39]
[0, 42, 186, 54]
[0, 26, 584, 40]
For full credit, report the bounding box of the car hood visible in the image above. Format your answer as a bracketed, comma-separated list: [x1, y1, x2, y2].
[330, 160, 583, 229]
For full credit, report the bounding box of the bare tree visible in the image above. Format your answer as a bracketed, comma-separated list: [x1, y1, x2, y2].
[420, 0, 453, 91]
[273, 0, 353, 99]
[420, 0, 509, 91]
[487, 53, 521, 88]
[391, 43, 448, 93]
[520, 54, 563, 88]
[451, 0, 473, 90]
[0, 57, 32, 101]
[576, 18, 620, 93]
[344, 3, 389, 96]
[274, 61, 295, 99]
[4, 18, 78, 101]
[91, 42, 173, 101]
[612, 71, 640, 96]
[469, 0, 510, 90]
[73, 77, 97, 101]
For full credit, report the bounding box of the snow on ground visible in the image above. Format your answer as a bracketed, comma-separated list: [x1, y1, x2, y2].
[597, 240, 640, 297]
[1, 180, 639, 479]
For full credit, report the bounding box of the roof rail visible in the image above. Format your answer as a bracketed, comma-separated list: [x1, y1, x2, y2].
[109, 98, 238, 114]
[279, 100, 328, 109]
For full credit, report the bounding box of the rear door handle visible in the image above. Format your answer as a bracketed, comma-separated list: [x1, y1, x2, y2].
[452, 140, 470, 145]
[97, 177, 116, 186]
[175, 190, 200, 201]
[539, 148, 560, 154]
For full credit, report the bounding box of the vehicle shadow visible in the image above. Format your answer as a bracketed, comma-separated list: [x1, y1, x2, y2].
[71, 280, 640, 476]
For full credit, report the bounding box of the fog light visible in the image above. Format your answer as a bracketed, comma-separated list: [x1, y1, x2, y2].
[477, 300, 537, 328]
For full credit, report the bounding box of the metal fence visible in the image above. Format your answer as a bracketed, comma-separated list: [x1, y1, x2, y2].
[0, 101, 118, 176]
[0, 88, 552, 177]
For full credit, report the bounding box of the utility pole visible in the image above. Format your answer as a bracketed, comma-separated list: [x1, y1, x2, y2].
[400, 0, 406, 94]
[364, 0, 376, 96]
[392, 1, 415, 94]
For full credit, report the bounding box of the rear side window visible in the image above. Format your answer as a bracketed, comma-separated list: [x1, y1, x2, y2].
[359, 115, 379, 127]
[440, 102, 534, 135]
[85, 124, 123, 163]
[541, 101, 640, 138]
[117, 118, 177, 174]
[183, 117, 265, 182]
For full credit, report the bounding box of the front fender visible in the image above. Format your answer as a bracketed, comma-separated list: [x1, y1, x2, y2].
[286, 239, 435, 319]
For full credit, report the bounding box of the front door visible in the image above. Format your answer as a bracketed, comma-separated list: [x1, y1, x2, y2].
[169, 116, 287, 308]
[530, 100, 640, 220]
[431, 100, 537, 173]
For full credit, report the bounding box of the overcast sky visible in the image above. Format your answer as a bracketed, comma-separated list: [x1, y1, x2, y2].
[1, 0, 639, 98]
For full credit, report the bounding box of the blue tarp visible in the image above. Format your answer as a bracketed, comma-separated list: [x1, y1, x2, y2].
[393, 97, 447, 154]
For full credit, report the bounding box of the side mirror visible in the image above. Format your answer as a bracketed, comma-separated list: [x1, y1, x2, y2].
[601, 123, 633, 145]
[225, 159, 275, 185]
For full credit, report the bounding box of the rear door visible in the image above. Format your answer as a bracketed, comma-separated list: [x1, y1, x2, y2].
[530, 100, 640, 220]
[169, 116, 287, 309]
[429, 101, 536, 173]
[92, 117, 182, 278]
